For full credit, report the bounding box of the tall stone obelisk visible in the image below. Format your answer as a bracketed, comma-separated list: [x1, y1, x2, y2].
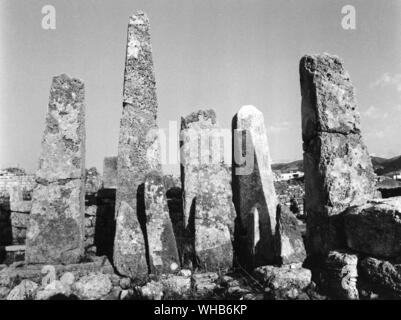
[113, 11, 161, 279]
[25, 74, 86, 264]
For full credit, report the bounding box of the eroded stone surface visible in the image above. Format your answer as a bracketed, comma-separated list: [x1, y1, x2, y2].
[359, 257, 401, 298]
[113, 11, 161, 279]
[300, 54, 376, 255]
[254, 265, 312, 300]
[145, 172, 180, 274]
[325, 250, 358, 300]
[232, 105, 278, 268]
[344, 197, 401, 258]
[113, 201, 148, 279]
[25, 74, 85, 265]
[275, 204, 306, 266]
[180, 110, 235, 271]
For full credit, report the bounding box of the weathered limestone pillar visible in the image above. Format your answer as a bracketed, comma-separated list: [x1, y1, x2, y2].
[25, 74, 85, 264]
[181, 110, 236, 271]
[145, 172, 180, 274]
[232, 105, 278, 268]
[113, 11, 161, 279]
[300, 54, 376, 256]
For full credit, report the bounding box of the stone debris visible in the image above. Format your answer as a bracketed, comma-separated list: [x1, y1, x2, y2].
[73, 272, 112, 300]
[6, 279, 38, 300]
[359, 257, 401, 299]
[344, 197, 401, 258]
[144, 172, 180, 275]
[325, 250, 359, 300]
[300, 53, 376, 255]
[180, 109, 236, 271]
[113, 11, 161, 280]
[253, 265, 312, 300]
[232, 105, 278, 268]
[25, 74, 86, 265]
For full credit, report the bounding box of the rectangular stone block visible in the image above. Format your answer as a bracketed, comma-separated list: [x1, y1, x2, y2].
[344, 197, 401, 258]
[300, 54, 376, 255]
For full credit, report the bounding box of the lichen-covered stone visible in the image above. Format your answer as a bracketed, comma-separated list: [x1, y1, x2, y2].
[300, 54, 376, 255]
[35, 74, 85, 182]
[25, 74, 85, 265]
[114, 201, 148, 279]
[359, 257, 401, 298]
[253, 265, 312, 300]
[73, 272, 112, 300]
[275, 204, 306, 266]
[344, 197, 401, 258]
[325, 250, 359, 300]
[145, 172, 180, 275]
[114, 11, 161, 279]
[232, 105, 278, 268]
[180, 110, 235, 271]
[103, 156, 117, 189]
[26, 179, 85, 264]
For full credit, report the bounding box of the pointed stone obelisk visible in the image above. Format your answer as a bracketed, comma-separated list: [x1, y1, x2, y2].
[232, 105, 278, 269]
[113, 11, 161, 279]
[25, 74, 85, 264]
[181, 110, 236, 271]
[300, 53, 376, 256]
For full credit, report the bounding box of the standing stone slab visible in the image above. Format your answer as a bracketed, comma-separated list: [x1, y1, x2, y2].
[145, 172, 180, 274]
[300, 54, 376, 255]
[25, 74, 85, 264]
[181, 110, 236, 271]
[232, 105, 278, 268]
[103, 156, 117, 189]
[114, 12, 161, 279]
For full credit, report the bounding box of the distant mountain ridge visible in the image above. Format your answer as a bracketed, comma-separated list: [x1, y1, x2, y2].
[272, 155, 401, 176]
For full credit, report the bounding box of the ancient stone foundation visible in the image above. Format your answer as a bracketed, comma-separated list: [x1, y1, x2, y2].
[25, 74, 86, 265]
[300, 53, 376, 256]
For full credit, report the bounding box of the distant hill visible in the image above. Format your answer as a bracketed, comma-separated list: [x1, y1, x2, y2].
[272, 155, 401, 176]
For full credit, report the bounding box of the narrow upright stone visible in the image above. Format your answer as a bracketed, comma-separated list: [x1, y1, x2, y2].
[232, 105, 278, 268]
[145, 172, 180, 274]
[300, 54, 376, 255]
[181, 110, 236, 271]
[113, 11, 161, 279]
[25, 74, 85, 264]
[103, 156, 117, 189]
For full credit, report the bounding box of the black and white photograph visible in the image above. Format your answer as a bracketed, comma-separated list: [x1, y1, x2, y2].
[0, 0, 401, 308]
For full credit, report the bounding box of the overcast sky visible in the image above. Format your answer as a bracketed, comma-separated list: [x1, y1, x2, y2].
[1, 0, 400, 175]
